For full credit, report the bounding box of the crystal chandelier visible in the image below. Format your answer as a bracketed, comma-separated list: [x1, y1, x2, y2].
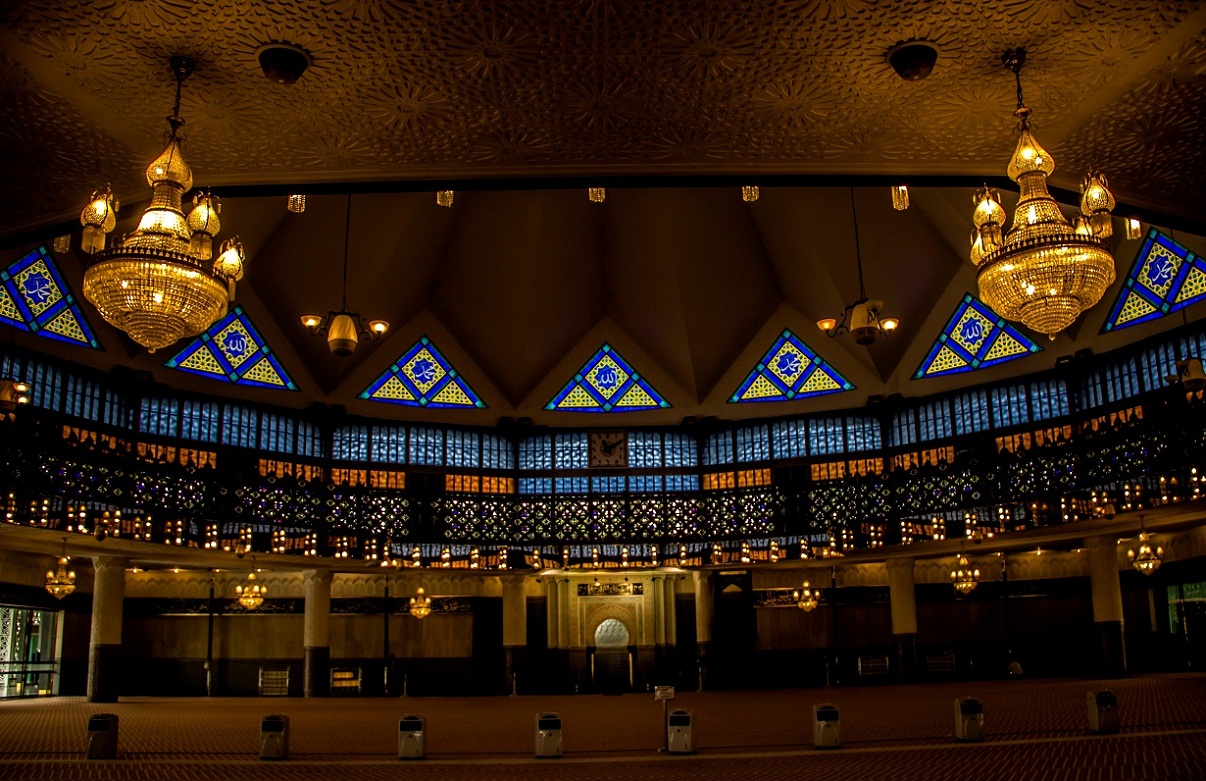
[45, 540, 76, 599]
[409, 586, 432, 619]
[300, 195, 389, 356]
[80, 56, 246, 353]
[970, 49, 1116, 340]
[236, 568, 267, 610]
[950, 553, 980, 595]
[818, 189, 899, 345]
[794, 580, 820, 612]
[1128, 516, 1163, 575]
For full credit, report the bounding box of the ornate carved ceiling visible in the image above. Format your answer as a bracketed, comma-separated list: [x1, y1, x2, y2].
[0, 1, 1204, 423]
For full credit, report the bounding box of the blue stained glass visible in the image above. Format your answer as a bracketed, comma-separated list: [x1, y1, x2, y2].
[545, 343, 670, 412]
[729, 330, 853, 403]
[1102, 229, 1206, 332]
[0, 246, 100, 349]
[914, 294, 1041, 379]
[361, 336, 485, 409]
[164, 306, 297, 390]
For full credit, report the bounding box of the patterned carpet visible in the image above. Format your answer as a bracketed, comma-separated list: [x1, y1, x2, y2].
[1, 674, 1203, 780]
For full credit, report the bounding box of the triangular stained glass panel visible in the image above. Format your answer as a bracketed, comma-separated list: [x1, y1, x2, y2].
[164, 306, 297, 390]
[915, 294, 1041, 379]
[360, 336, 485, 409]
[729, 330, 853, 403]
[1103, 229, 1206, 332]
[0, 246, 99, 348]
[546, 343, 669, 412]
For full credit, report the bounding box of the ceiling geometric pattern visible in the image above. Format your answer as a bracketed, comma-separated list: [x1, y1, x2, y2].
[164, 306, 296, 390]
[0, 245, 99, 349]
[360, 336, 486, 409]
[546, 344, 670, 413]
[914, 294, 1042, 379]
[0, 1, 1204, 423]
[1102, 230, 1206, 332]
[729, 329, 853, 403]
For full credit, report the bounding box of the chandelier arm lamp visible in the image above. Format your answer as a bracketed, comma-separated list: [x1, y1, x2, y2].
[80, 55, 246, 353]
[1127, 515, 1163, 575]
[301, 195, 389, 356]
[817, 189, 900, 345]
[45, 539, 77, 599]
[970, 48, 1116, 341]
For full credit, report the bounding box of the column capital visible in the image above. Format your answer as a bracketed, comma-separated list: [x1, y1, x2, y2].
[303, 569, 333, 587]
[91, 555, 130, 577]
[885, 557, 916, 575]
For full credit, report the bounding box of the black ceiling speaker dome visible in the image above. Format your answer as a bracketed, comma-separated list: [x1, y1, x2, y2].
[257, 42, 313, 85]
[886, 40, 939, 81]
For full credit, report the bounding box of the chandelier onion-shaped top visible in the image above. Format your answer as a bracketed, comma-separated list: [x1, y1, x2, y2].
[950, 553, 980, 595]
[794, 580, 820, 612]
[80, 55, 246, 353]
[970, 49, 1116, 341]
[235, 570, 267, 610]
[409, 586, 433, 619]
[45, 540, 76, 599]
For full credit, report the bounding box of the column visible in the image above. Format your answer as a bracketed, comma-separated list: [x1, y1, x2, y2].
[502, 576, 527, 693]
[886, 558, 918, 680]
[664, 575, 677, 646]
[87, 555, 127, 703]
[303, 570, 332, 697]
[692, 571, 713, 690]
[652, 575, 666, 646]
[557, 578, 570, 649]
[1087, 535, 1127, 677]
[546, 577, 560, 649]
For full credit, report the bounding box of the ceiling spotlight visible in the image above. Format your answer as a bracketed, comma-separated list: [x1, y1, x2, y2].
[887, 40, 939, 81]
[301, 195, 388, 356]
[257, 42, 313, 85]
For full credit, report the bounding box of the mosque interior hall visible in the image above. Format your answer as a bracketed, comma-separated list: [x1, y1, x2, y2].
[1, 2, 1206, 779]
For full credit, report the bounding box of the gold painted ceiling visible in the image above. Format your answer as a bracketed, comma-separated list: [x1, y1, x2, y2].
[1, 0, 1204, 423]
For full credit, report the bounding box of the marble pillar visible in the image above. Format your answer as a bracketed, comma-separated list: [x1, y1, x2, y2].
[886, 557, 918, 680]
[87, 556, 128, 703]
[1086, 536, 1127, 677]
[303, 569, 332, 697]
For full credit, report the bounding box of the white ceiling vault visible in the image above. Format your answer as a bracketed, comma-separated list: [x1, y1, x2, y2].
[1, 1, 1205, 425]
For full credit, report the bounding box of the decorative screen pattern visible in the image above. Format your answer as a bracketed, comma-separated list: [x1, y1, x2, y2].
[1102, 229, 1206, 332]
[915, 293, 1041, 379]
[0, 246, 99, 349]
[360, 336, 485, 409]
[164, 306, 296, 390]
[545, 343, 669, 412]
[730, 329, 853, 403]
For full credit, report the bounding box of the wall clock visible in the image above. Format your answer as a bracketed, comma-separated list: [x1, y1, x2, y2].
[589, 430, 628, 468]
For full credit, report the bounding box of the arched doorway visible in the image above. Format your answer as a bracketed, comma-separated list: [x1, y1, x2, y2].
[592, 618, 632, 693]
